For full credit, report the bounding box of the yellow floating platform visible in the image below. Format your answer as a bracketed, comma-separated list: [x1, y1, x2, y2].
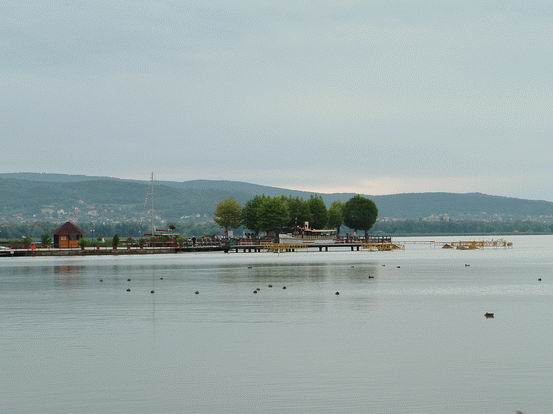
[362, 243, 404, 251]
[445, 240, 513, 250]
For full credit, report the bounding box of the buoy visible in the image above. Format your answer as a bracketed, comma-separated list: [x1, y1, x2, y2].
[127, 278, 131, 282]
[335, 291, 340, 295]
[150, 290, 155, 294]
[160, 277, 163, 280]
[247, 266, 252, 269]
[538, 278, 542, 281]
[368, 276, 375, 279]
[282, 286, 287, 290]
[126, 288, 131, 292]
[484, 312, 494, 318]
[268, 284, 273, 288]
[351, 266, 355, 268]
[382, 264, 386, 267]
[465, 264, 471, 267]
[99, 279, 103, 282]
[253, 290, 258, 294]
[195, 291, 199, 295]
[396, 266, 401, 269]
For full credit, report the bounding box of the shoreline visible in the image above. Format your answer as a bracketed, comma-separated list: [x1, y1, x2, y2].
[381, 231, 553, 237]
[0, 246, 225, 258]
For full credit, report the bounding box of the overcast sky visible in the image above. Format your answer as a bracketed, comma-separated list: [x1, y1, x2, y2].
[1, 1, 552, 199]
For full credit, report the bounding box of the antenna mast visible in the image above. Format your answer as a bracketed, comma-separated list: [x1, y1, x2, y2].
[150, 172, 155, 237]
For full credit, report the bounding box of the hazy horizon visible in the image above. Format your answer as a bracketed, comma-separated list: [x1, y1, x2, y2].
[2, 1, 552, 200]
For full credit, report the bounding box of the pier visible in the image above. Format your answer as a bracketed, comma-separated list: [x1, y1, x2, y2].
[1, 245, 225, 257]
[0, 238, 512, 258]
[229, 241, 404, 253]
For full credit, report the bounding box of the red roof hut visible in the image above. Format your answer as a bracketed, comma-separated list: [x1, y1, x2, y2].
[53, 221, 84, 248]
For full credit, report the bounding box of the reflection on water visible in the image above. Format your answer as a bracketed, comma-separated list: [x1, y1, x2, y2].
[1, 235, 553, 413]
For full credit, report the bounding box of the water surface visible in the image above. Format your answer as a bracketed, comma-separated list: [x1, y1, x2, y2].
[1, 235, 552, 413]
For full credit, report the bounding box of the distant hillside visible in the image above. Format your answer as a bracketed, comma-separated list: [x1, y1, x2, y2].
[0, 172, 116, 183]
[1, 172, 553, 224]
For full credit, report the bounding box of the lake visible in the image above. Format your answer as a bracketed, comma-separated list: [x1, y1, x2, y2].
[1, 235, 552, 413]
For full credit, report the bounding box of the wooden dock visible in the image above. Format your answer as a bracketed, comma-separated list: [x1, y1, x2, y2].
[1, 245, 225, 257]
[229, 242, 403, 253]
[0, 238, 511, 258]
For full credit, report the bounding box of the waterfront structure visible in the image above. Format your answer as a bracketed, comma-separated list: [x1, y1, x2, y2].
[53, 221, 84, 248]
[278, 222, 338, 245]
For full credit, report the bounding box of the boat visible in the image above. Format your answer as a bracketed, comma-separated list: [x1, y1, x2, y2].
[278, 224, 337, 245]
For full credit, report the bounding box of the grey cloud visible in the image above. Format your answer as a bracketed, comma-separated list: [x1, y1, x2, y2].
[1, 1, 552, 200]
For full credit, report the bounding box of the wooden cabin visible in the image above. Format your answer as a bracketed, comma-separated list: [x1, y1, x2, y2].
[53, 221, 84, 248]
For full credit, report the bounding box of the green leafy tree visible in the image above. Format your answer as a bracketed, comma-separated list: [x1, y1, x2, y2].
[241, 195, 266, 235]
[41, 234, 52, 247]
[112, 234, 120, 250]
[327, 201, 344, 235]
[23, 236, 33, 249]
[284, 196, 311, 228]
[307, 195, 328, 229]
[79, 238, 87, 250]
[138, 237, 145, 249]
[257, 197, 289, 235]
[214, 198, 242, 237]
[126, 237, 134, 250]
[343, 195, 378, 239]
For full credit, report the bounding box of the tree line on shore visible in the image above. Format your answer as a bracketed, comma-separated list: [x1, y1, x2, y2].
[2, 218, 553, 245]
[3, 190, 553, 245]
[215, 194, 378, 238]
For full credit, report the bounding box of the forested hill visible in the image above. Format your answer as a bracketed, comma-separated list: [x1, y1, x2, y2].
[1, 173, 553, 223]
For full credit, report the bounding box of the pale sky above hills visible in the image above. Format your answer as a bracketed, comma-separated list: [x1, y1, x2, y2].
[1, 1, 552, 200]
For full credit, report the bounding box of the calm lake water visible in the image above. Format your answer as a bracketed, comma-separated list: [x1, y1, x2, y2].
[1, 235, 553, 413]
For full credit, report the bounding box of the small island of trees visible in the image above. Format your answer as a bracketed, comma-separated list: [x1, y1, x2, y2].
[213, 194, 379, 239]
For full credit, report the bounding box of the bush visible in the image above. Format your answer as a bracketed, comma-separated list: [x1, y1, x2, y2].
[112, 234, 120, 250]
